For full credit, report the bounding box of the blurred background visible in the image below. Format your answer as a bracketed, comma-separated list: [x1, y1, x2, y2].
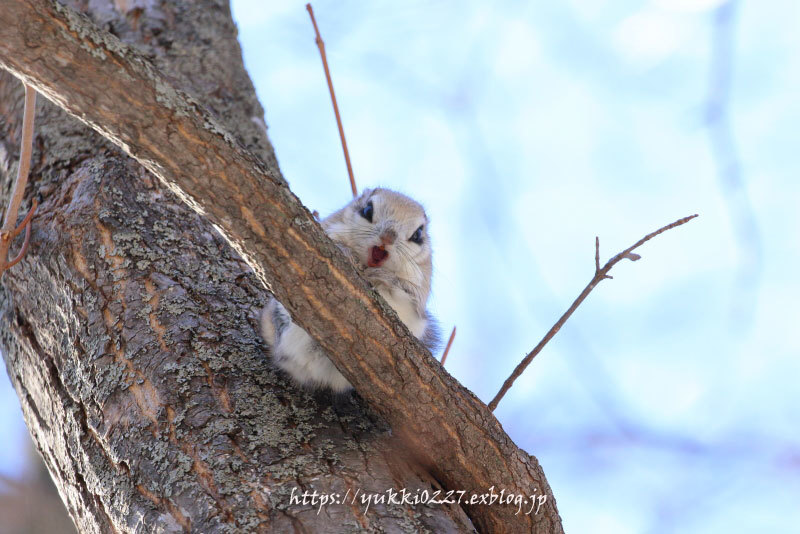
[2, 0, 798, 532]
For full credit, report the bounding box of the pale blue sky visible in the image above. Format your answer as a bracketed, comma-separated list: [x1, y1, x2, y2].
[2, 1, 798, 532]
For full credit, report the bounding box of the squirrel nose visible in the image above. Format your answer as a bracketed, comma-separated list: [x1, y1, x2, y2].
[379, 228, 397, 246]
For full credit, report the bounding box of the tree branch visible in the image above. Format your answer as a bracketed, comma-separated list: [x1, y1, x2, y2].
[488, 215, 698, 411]
[440, 326, 456, 366]
[306, 3, 358, 198]
[0, 1, 562, 531]
[0, 83, 36, 275]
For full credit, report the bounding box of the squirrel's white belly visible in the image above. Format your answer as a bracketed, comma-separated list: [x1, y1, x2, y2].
[272, 321, 353, 392]
[263, 288, 427, 393]
[377, 286, 427, 339]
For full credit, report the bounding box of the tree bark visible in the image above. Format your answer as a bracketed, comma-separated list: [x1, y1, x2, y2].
[0, 1, 563, 532]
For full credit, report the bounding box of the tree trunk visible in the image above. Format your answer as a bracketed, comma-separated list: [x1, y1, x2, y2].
[0, 1, 562, 532]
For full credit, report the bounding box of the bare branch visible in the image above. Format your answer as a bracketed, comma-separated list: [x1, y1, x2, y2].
[5, 211, 33, 270]
[0, 83, 36, 275]
[488, 214, 698, 412]
[10, 197, 37, 240]
[1, 85, 35, 235]
[595, 236, 600, 273]
[440, 326, 456, 366]
[306, 3, 358, 198]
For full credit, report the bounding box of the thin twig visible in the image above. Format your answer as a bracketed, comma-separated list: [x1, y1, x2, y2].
[10, 197, 37, 239]
[0, 83, 37, 275]
[440, 326, 456, 366]
[306, 3, 357, 198]
[487, 214, 698, 411]
[5, 210, 34, 269]
[2, 85, 35, 235]
[595, 236, 600, 272]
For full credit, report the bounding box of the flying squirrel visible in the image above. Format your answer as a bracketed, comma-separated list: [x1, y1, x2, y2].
[260, 187, 439, 392]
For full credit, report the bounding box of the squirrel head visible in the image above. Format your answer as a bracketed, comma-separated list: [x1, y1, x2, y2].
[322, 188, 432, 299]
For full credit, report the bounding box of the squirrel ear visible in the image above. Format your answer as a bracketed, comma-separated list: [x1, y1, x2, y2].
[357, 188, 373, 202]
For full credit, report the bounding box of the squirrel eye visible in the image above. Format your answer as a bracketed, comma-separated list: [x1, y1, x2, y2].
[359, 201, 374, 222]
[409, 225, 424, 244]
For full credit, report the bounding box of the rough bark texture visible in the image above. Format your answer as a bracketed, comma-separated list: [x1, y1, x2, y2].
[0, 1, 563, 533]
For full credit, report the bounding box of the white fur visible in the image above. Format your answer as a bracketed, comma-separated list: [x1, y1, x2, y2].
[265, 313, 353, 393]
[261, 288, 426, 393]
[377, 286, 427, 338]
[261, 188, 433, 392]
